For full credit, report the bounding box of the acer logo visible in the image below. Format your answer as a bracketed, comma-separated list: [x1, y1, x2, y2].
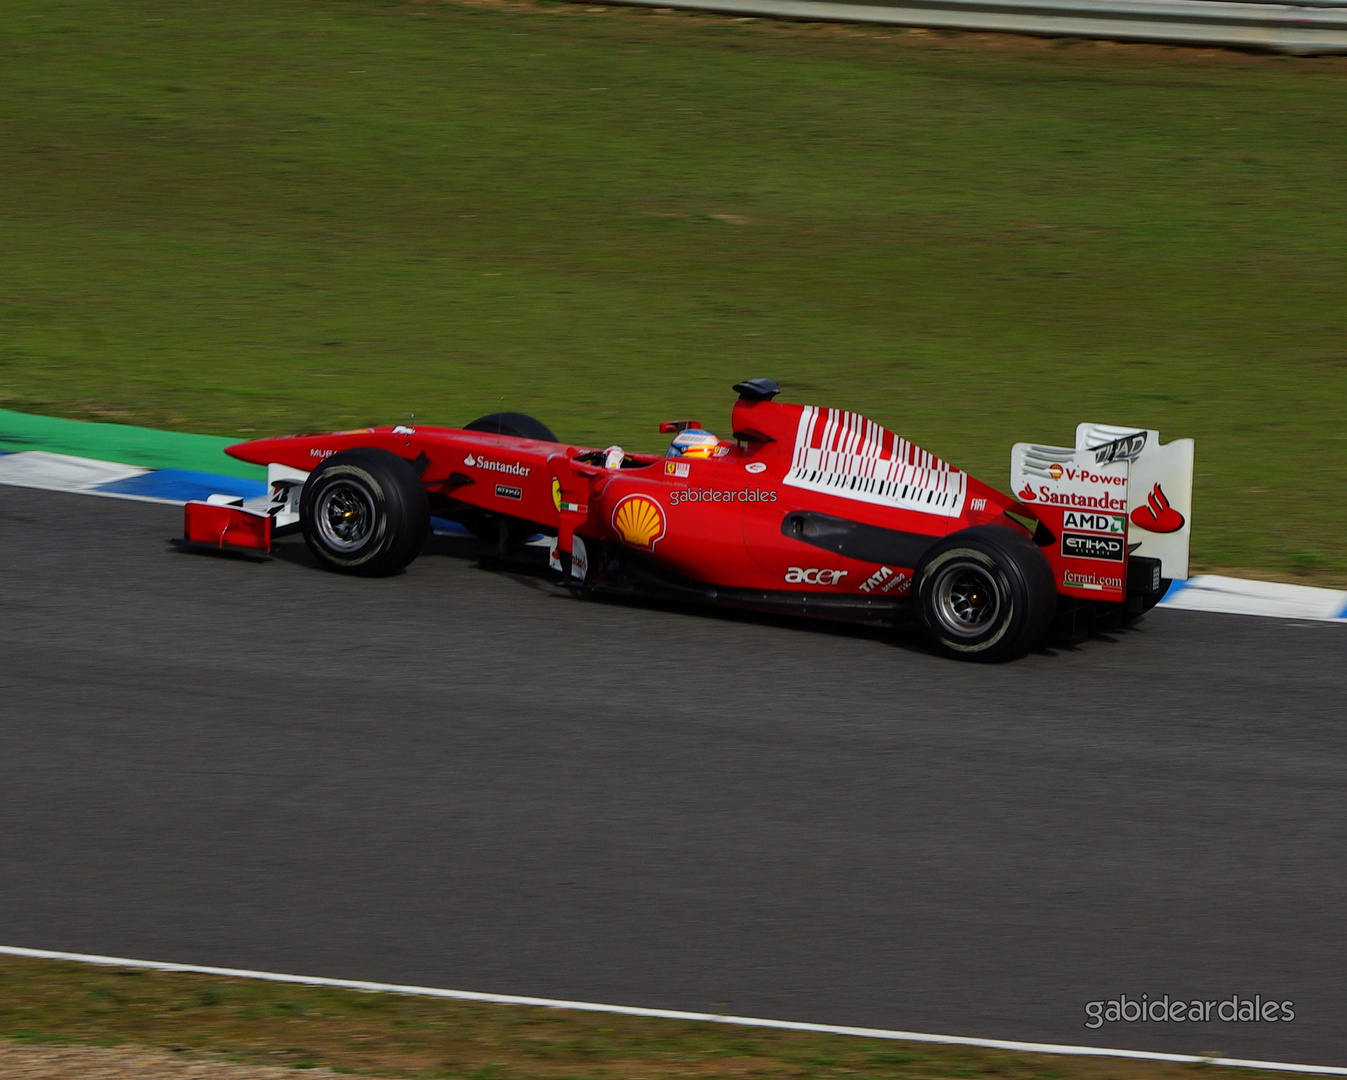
[785, 567, 848, 586]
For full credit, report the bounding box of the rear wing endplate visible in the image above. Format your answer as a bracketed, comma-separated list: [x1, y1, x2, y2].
[1011, 426, 1193, 601]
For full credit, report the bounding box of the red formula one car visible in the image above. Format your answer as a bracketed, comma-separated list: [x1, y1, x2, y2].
[184, 379, 1194, 661]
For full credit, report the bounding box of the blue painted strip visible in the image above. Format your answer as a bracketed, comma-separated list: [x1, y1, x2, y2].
[96, 468, 267, 503]
[430, 516, 474, 537]
[1336, 598, 1347, 621]
[1160, 578, 1192, 602]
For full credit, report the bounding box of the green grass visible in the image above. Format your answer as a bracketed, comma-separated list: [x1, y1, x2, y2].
[0, 956, 1304, 1079]
[1, 0, 1345, 580]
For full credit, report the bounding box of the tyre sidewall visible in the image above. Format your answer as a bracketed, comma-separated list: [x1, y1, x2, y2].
[917, 545, 1022, 657]
[915, 526, 1055, 662]
[300, 450, 428, 575]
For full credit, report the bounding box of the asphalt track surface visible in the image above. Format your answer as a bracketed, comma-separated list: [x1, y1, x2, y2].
[2, 486, 1345, 1065]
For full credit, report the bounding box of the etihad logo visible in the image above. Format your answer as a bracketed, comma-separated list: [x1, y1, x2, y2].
[463, 453, 530, 477]
[611, 494, 666, 551]
[1092, 431, 1146, 466]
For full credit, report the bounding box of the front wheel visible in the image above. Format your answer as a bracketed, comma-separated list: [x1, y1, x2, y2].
[914, 525, 1057, 662]
[300, 448, 430, 576]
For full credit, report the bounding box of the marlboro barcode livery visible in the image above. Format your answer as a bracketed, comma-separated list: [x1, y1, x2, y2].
[181, 380, 1193, 662]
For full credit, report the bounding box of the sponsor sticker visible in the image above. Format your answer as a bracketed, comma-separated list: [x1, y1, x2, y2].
[664, 460, 691, 478]
[859, 566, 892, 593]
[1062, 569, 1123, 591]
[1091, 430, 1147, 466]
[1017, 483, 1128, 512]
[745, 461, 767, 474]
[611, 494, 666, 551]
[463, 453, 531, 477]
[1062, 532, 1125, 562]
[882, 572, 912, 596]
[1062, 511, 1126, 534]
[1130, 481, 1186, 534]
[668, 488, 778, 506]
[495, 484, 523, 501]
[785, 567, 848, 586]
[309, 448, 336, 459]
[859, 565, 912, 595]
[970, 497, 987, 512]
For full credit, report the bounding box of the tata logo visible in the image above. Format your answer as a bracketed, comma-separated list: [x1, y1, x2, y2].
[785, 567, 848, 586]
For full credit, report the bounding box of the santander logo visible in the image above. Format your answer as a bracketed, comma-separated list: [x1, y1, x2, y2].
[1019, 484, 1037, 501]
[1130, 482, 1185, 534]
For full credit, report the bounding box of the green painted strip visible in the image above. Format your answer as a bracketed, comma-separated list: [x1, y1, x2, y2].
[0, 409, 264, 481]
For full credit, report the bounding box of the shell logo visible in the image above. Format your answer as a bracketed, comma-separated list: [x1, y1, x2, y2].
[1048, 463, 1064, 480]
[611, 494, 666, 551]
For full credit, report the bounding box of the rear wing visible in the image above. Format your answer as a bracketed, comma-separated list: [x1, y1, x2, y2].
[1011, 425, 1194, 602]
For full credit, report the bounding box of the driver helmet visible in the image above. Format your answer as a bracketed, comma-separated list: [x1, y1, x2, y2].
[667, 428, 724, 458]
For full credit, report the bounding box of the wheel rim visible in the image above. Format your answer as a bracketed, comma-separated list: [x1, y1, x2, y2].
[931, 560, 1002, 638]
[315, 480, 376, 551]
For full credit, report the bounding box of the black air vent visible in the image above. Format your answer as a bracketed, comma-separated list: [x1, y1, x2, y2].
[781, 511, 939, 568]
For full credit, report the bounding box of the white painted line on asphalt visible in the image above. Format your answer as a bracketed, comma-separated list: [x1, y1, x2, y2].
[0, 450, 146, 492]
[2, 945, 1344, 1076]
[1160, 575, 1347, 623]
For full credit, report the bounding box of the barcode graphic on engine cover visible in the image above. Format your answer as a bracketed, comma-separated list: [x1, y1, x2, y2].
[784, 406, 967, 518]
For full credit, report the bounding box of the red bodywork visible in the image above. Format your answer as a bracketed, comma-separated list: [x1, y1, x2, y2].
[223, 396, 1043, 608]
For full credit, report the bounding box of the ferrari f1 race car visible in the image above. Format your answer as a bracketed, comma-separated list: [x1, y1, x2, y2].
[184, 379, 1194, 661]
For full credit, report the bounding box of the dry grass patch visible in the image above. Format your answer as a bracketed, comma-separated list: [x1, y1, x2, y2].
[0, 956, 1308, 1080]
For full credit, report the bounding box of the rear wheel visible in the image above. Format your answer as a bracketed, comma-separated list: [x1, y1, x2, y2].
[300, 448, 429, 576]
[914, 525, 1057, 662]
[463, 412, 557, 441]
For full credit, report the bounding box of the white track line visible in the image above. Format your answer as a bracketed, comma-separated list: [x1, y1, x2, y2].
[2, 946, 1344, 1076]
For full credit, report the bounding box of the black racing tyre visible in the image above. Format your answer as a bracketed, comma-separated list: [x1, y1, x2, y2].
[300, 448, 430, 576]
[463, 412, 558, 442]
[914, 525, 1057, 662]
